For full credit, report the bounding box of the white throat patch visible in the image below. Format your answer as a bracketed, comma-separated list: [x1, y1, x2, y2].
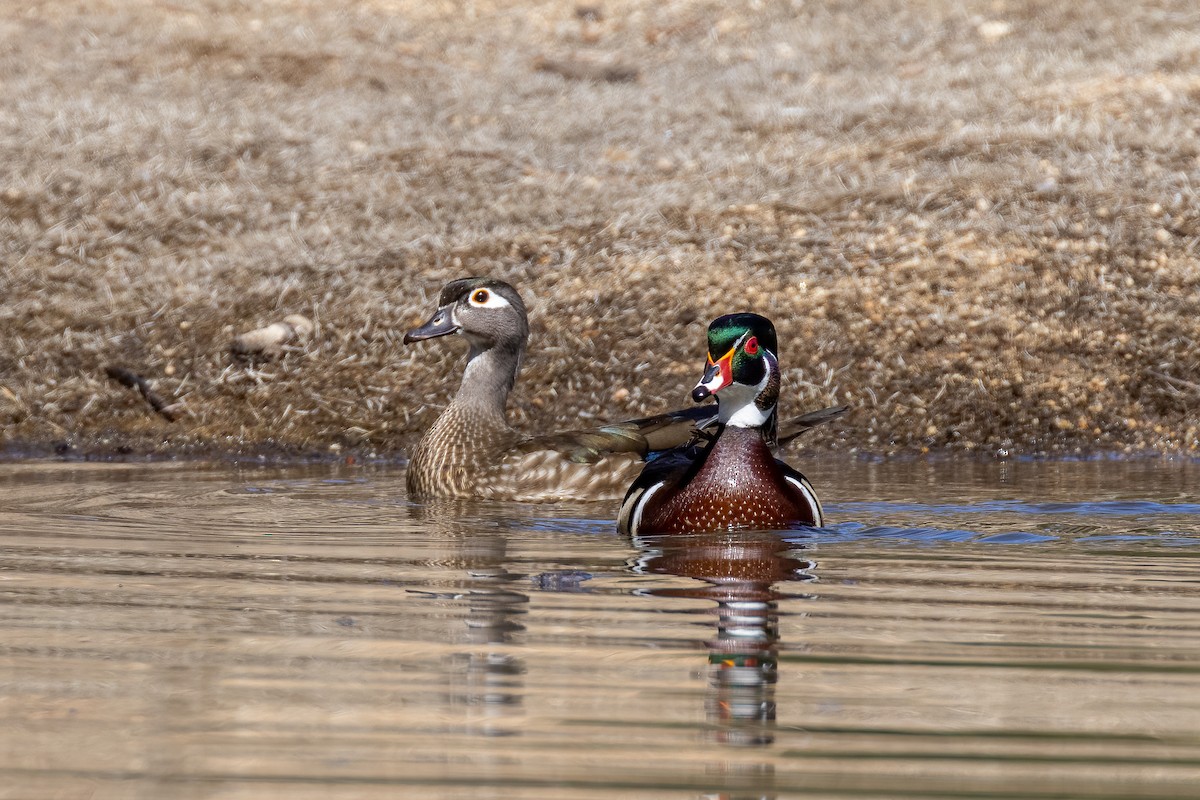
[717, 357, 774, 428]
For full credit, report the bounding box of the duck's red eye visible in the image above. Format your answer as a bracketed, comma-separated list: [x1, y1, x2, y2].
[744, 336, 759, 355]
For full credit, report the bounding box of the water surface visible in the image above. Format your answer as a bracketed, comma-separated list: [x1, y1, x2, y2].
[2, 459, 1199, 799]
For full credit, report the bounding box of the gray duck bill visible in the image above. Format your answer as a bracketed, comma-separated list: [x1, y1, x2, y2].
[403, 309, 459, 344]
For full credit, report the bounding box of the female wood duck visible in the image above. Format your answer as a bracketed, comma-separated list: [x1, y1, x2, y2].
[617, 313, 839, 535]
[403, 277, 718, 502]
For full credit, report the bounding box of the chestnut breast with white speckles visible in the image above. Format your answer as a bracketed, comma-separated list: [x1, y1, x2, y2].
[636, 426, 822, 534]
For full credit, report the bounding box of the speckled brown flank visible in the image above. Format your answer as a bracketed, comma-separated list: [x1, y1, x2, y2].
[2, 0, 1200, 460]
[404, 379, 650, 502]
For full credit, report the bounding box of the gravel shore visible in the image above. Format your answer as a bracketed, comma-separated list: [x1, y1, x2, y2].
[2, 1, 1199, 460]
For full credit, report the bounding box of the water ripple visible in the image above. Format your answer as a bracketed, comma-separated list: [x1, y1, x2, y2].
[4, 460, 1200, 799]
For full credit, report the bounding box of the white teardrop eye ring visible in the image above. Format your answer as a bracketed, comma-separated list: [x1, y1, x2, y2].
[467, 289, 510, 309]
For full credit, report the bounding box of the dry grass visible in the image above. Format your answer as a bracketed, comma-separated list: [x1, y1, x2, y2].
[2, 0, 1199, 460]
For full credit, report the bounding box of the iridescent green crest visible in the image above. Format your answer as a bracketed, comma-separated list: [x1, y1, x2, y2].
[707, 313, 777, 380]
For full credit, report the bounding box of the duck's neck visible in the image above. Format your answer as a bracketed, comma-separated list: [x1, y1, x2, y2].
[713, 423, 771, 450]
[451, 344, 521, 420]
[717, 358, 779, 443]
[719, 394, 774, 428]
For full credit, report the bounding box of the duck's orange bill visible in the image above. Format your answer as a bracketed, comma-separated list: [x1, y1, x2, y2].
[695, 345, 735, 395]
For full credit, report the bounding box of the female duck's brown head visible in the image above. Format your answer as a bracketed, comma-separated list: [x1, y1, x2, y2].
[404, 278, 530, 402]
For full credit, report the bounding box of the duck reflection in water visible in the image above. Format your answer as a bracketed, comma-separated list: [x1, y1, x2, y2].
[633, 530, 816, 797]
[409, 504, 529, 738]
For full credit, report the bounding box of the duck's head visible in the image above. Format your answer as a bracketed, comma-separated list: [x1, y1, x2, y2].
[403, 277, 529, 363]
[691, 313, 781, 442]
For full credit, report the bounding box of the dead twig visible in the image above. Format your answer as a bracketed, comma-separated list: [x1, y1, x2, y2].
[104, 366, 184, 421]
[533, 56, 638, 83]
[1147, 369, 1200, 397]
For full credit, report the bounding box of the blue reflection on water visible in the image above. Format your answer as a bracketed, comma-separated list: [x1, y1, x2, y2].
[828, 500, 1200, 516]
[527, 508, 1200, 545]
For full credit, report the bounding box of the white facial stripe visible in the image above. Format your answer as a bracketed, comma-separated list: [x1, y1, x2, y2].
[467, 289, 511, 309]
[762, 347, 778, 372]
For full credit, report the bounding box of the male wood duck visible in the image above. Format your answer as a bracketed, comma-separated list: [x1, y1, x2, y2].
[403, 277, 718, 502]
[617, 313, 841, 535]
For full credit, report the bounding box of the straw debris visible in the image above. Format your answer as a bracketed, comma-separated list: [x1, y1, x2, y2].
[1, 0, 1199, 460]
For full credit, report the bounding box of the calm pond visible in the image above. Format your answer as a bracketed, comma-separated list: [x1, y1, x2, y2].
[1, 458, 1199, 799]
